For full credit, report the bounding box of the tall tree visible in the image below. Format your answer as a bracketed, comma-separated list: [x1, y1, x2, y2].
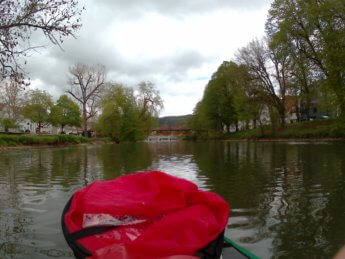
[137, 81, 163, 118]
[0, 79, 25, 122]
[189, 101, 210, 134]
[0, 0, 84, 80]
[227, 62, 264, 130]
[97, 83, 164, 141]
[136, 81, 163, 135]
[237, 38, 291, 127]
[97, 84, 141, 142]
[267, 0, 345, 116]
[67, 63, 106, 136]
[191, 62, 238, 134]
[22, 89, 53, 133]
[0, 117, 17, 132]
[50, 95, 80, 132]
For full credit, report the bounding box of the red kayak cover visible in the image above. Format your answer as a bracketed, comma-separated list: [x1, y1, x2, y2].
[62, 171, 229, 259]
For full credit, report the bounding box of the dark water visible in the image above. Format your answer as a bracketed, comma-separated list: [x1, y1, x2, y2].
[1, 141, 345, 258]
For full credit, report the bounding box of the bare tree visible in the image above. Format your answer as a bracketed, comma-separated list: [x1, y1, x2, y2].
[67, 63, 106, 136]
[0, 0, 84, 80]
[0, 79, 25, 122]
[237, 38, 291, 127]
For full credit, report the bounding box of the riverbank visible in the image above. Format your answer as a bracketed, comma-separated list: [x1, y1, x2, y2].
[225, 119, 345, 141]
[0, 134, 87, 147]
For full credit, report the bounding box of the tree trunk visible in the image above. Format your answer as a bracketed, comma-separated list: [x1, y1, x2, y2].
[235, 120, 239, 132]
[279, 105, 286, 128]
[258, 120, 265, 137]
[61, 124, 65, 133]
[295, 99, 301, 122]
[269, 106, 276, 136]
[38, 122, 41, 134]
[305, 96, 311, 121]
[226, 124, 230, 133]
[83, 104, 87, 137]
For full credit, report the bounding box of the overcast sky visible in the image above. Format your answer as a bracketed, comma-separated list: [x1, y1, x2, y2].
[27, 0, 272, 116]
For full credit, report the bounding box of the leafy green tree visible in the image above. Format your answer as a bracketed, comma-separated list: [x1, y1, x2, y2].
[0, 118, 17, 132]
[220, 62, 263, 130]
[191, 61, 261, 135]
[136, 81, 163, 135]
[22, 89, 53, 133]
[267, 0, 345, 117]
[97, 84, 143, 142]
[137, 81, 164, 118]
[97, 82, 163, 141]
[189, 101, 210, 134]
[49, 95, 81, 132]
[190, 62, 238, 135]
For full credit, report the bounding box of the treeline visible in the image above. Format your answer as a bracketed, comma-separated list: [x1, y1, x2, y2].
[0, 64, 163, 141]
[190, 0, 345, 137]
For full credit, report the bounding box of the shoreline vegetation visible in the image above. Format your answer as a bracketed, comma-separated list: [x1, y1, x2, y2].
[0, 134, 87, 147]
[1, 119, 345, 148]
[189, 119, 345, 141]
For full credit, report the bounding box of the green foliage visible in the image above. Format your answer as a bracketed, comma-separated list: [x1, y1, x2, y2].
[191, 62, 235, 135]
[267, 0, 345, 116]
[0, 118, 17, 132]
[22, 89, 53, 132]
[0, 134, 86, 146]
[191, 61, 260, 136]
[137, 81, 164, 118]
[49, 95, 81, 131]
[97, 83, 160, 142]
[227, 119, 345, 140]
[192, 0, 345, 138]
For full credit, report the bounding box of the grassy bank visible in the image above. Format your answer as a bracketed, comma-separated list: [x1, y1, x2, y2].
[225, 119, 345, 140]
[0, 134, 87, 147]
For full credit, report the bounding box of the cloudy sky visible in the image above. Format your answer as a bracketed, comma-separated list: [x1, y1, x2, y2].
[27, 0, 272, 116]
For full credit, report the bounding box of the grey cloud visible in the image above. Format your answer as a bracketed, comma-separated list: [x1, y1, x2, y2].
[114, 50, 211, 83]
[23, 0, 270, 114]
[26, 33, 209, 98]
[95, 0, 271, 17]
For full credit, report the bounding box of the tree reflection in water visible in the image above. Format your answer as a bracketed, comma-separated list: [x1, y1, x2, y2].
[0, 142, 345, 258]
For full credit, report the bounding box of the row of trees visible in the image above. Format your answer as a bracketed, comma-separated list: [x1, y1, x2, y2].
[0, 63, 163, 141]
[0, 82, 81, 133]
[191, 0, 345, 135]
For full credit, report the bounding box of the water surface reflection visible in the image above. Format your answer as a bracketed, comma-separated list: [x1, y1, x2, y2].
[1, 142, 345, 258]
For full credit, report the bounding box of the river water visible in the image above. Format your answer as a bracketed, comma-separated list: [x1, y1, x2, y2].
[0, 141, 345, 258]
